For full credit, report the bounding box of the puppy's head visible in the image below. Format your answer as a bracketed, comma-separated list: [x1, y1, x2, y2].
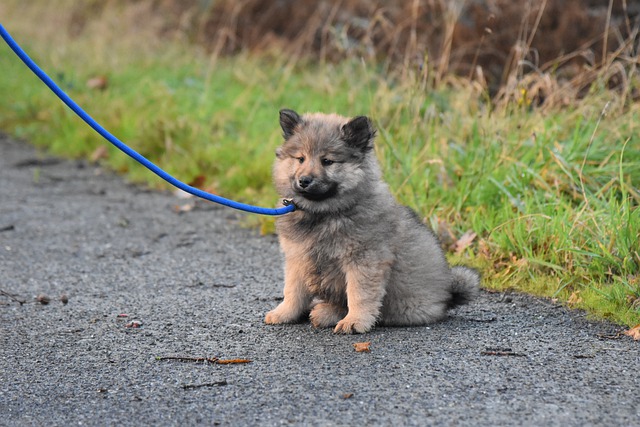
[273, 109, 379, 214]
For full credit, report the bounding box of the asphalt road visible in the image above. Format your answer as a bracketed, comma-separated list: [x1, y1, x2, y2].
[0, 134, 638, 426]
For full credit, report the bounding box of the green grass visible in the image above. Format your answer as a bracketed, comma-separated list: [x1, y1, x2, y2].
[1, 15, 638, 326]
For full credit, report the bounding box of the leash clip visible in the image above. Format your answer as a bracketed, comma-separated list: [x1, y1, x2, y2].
[282, 199, 298, 210]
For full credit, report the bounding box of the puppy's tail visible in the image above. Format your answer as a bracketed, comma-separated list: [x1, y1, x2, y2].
[447, 266, 481, 309]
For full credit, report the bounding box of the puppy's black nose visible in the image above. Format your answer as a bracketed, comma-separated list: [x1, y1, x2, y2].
[298, 176, 313, 189]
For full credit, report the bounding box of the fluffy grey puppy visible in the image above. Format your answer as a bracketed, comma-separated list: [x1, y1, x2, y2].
[265, 109, 480, 334]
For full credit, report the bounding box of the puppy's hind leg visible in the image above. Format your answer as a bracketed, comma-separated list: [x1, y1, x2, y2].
[265, 258, 313, 325]
[310, 301, 347, 328]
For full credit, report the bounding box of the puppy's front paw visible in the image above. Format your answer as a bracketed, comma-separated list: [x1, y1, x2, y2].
[333, 314, 376, 334]
[264, 303, 303, 325]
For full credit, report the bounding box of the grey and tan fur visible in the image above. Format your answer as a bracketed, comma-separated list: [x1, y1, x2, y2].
[265, 109, 480, 334]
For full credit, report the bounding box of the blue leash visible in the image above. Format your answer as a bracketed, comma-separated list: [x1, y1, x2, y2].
[0, 23, 294, 216]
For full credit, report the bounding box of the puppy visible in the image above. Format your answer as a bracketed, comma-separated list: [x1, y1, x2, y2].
[265, 109, 480, 333]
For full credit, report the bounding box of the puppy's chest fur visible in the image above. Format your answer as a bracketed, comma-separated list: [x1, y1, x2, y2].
[278, 212, 371, 305]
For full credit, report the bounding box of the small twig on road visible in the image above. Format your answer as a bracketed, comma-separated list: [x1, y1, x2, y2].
[182, 380, 228, 390]
[156, 356, 252, 365]
[481, 348, 525, 357]
[215, 358, 253, 364]
[573, 354, 596, 359]
[466, 316, 497, 323]
[596, 332, 625, 340]
[0, 289, 26, 305]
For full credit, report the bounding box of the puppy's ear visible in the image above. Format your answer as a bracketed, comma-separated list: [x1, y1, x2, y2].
[341, 116, 375, 151]
[279, 109, 302, 140]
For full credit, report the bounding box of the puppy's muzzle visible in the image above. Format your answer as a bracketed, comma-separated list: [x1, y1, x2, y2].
[298, 175, 313, 189]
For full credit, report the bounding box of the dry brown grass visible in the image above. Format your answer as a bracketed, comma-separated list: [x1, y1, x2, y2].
[20, 0, 640, 106]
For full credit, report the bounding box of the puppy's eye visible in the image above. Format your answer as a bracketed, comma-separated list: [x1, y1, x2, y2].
[296, 157, 305, 164]
[321, 159, 334, 166]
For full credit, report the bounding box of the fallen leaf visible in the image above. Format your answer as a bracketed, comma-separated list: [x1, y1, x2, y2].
[90, 145, 109, 163]
[437, 219, 457, 251]
[87, 75, 108, 90]
[478, 239, 492, 259]
[624, 324, 640, 340]
[342, 393, 354, 399]
[353, 341, 371, 353]
[173, 203, 195, 214]
[455, 231, 477, 254]
[188, 174, 207, 189]
[567, 291, 582, 306]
